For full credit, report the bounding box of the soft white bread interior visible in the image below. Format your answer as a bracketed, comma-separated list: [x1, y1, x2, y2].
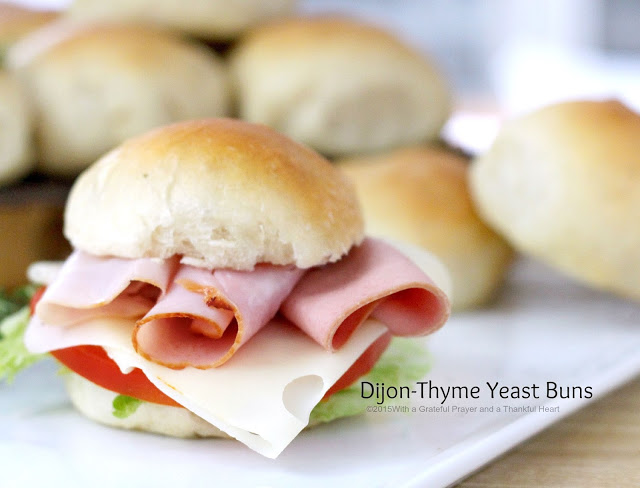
[0, 71, 34, 186]
[339, 146, 513, 309]
[66, 0, 297, 41]
[63, 370, 228, 438]
[65, 118, 364, 270]
[8, 22, 230, 177]
[230, 17, 451, 157]
[470, 99, 640, 300]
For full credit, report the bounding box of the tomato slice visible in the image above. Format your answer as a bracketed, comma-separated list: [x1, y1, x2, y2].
[322, 331, 392, 400]
[51, 346, 181, 407]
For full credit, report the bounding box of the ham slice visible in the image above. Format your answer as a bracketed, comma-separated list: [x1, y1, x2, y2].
[133, 264, 305, 369]
[32, 238, 449, 370]
[36, 251, 178, 326]
[281, 238, 450, 351]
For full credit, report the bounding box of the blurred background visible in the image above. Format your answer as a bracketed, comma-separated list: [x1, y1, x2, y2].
[5, 0, 640, 151]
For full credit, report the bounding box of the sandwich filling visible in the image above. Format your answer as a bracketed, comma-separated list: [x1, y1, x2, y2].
[24, 238, 450, 458]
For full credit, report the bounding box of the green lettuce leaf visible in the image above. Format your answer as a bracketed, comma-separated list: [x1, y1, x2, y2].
[309, 337, 431, 424]
[112, 395, 143, 419]
[0, 306, 45, 383]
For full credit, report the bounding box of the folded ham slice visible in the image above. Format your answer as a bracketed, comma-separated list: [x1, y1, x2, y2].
[133, 264, 305, 369]
[281, 238, 449, 350]
[36, 251, 178, 326]
[33, 238, 450, 370]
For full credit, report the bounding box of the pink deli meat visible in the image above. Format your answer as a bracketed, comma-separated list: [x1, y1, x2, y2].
[133, 264, 305, 368]
[35, 251, 178, 326]
[280, 238, 450, 350]
[32, 238, 450, 369]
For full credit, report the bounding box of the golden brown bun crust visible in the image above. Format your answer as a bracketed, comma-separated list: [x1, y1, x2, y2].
[65, 118, 364, 269]
[230, 17, 451, 156]
[339, 146, 513, 309]
[470, 100, 640, 300]
[8, 23, 230, 177]
[0, 3, 58, 63]
[66, 0, 297, 41]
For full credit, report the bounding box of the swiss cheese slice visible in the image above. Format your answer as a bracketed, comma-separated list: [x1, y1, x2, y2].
[25, 314, 386, 458]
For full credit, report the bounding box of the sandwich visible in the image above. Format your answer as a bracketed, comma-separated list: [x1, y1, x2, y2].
[4, 118, 451, 458]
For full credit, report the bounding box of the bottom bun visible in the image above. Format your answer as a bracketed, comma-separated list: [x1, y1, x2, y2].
[62, 371, 229, 438]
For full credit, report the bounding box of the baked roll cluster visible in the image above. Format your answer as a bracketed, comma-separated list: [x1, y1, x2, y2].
[0, 1, 517, 306]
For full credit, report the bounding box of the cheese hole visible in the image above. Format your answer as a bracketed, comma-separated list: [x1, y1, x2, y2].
[282, 375, 324, 421]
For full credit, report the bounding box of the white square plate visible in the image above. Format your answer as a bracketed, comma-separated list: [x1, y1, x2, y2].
[2, 259, 640, 488]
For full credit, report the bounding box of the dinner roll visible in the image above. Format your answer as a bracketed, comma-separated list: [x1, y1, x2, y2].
[0, 3, 57, 65]
[65, 118, 364, 270]
[230, 17, 451, 157]
[470, 100, 640, 300]
[339, 146, 513, 309]
[0, 71, 34, 186]
[66, 0, 297, 41]
[8, 23, 230, 177]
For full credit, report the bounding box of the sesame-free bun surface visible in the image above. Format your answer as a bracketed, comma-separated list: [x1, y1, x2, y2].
[0, 3, 58, 65]
[66, 0, 297, 41]
[470, 100, 640, 300]
[65, 118, 364, 270]
[8, 23, 230, 177]
[64, 369, 323, 438]
[63, 371, 228, 438]
[339, 146, 513, 309]
[0, 71, 34, 186]
[230, 17, 451, 157]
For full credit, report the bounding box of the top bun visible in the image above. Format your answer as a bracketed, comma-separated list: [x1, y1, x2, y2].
[470, 100, 640, 300]
[65, 118, 364, 270]
[66, 0, 297, 41]
[230, 17, 451, 157]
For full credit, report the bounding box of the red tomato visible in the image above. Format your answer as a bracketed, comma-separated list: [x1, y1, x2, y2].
[51, 346, 181, 407]
[322, 331, 392, 400]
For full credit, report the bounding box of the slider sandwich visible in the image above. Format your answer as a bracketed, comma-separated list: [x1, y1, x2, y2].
[19, 119, 451, 458]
